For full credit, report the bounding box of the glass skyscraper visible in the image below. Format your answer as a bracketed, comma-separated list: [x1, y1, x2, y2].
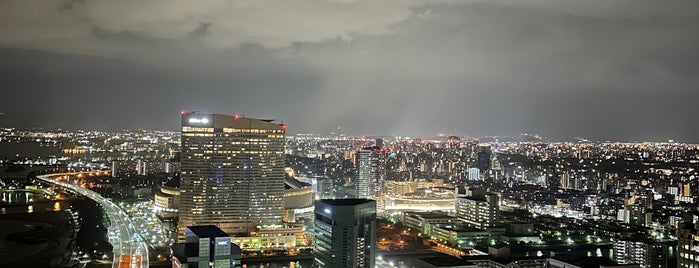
[314, 199, 377, 268]
[178, 112, 286, 241]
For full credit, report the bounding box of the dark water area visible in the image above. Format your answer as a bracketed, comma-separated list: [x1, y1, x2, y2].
[0, 142, 62, 158]
[0, 183, 112, 265]
[0, 186, 76, 267]
[0, 189, 70, 214]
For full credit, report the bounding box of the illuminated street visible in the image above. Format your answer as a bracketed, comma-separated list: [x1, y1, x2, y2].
[37, 172, 149, 268]
[119, 200, 175, 261]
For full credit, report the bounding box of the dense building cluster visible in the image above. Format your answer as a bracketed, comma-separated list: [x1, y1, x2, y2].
[4, 125, 699, 267]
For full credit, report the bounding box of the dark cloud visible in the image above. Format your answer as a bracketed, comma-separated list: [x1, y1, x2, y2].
[1, 1, 699, 141]
[91, 26, 148, 43]
[57, 0, 85, 12]
[187, 22, 211, 39]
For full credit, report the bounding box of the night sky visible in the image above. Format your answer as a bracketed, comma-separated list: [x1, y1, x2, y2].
[1, 1, 699, 141]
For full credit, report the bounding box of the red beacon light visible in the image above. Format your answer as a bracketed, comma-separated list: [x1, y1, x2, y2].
[180, 110, 187, 115]
[281, 123, 287, 130]
[234, 114, 240, 120]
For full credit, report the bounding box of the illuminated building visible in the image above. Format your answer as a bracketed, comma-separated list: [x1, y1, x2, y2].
[283, 177, 314, 223]
[171, 225, 242, 268]
[455, 189, 499, 230]
[468, 167, 480, 181]
[613, 238, 668, 268]
[669, 185, 694, 204]
[678, 212, 699, 268]
[403, 212, 456, 237]
[385, 180, 418, 197]
[154, 179, 180, 215]
[384, 196, 455, 212]
[314, 199, 377, 268]
[356, 146, 387, 199]
[384, 187, 456, 212]
[111, 160, 137, 177]
[229, 225, 306, 250]
[431, 224, 493, 246]
[178, 112, 286, 241]
[112, 159, 167, 177]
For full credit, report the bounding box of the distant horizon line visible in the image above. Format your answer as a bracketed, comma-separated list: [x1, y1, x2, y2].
[0, 125, 695, 144]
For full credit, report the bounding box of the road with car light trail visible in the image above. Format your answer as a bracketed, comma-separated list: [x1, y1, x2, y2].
[37, 171, 149, 268]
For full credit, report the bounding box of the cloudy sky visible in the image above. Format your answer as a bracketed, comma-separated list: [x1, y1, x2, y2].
[1, 0, 699, 141]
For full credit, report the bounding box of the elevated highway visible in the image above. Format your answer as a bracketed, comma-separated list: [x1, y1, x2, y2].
[37, 171, 149, 268]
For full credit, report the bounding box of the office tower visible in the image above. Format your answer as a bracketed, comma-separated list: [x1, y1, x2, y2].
[455, 190, 499, 230]
[314, 199, 377, 268]
[171, 225, 243, 268]
[678, 212, 699, 268]
[178, 112, 286, 241]
[356, 146, 386, 198]
[476, 143, 492, 171]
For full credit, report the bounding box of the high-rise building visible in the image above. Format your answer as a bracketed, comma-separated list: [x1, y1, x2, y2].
[171, 225, 242, 268]
[356, 146, 386, 199]
[613, 238, 668, 268]
[315, 178, 334, 199]
[178, 112, 286, 241]
[475, 143, 492, 171]
[678, 212, 699, 268]
[455, 190, 499, 230]
[314, 199, 377, 268]
[468, 167, 480, 181]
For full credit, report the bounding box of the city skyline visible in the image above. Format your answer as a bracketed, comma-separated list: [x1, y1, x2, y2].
[2, 117, 699, 144]
[3, 117, 699, 267]
[2, 1, 699, 141]
[3, 1, 699, 268]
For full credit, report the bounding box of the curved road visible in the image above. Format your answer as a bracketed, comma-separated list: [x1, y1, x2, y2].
[37, 172, 149, 268]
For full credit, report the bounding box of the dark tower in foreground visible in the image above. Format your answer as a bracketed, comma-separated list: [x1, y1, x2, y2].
[314, 199, 377, 268]
[178, 112, 286, 241]
[171, 225, 242, 268]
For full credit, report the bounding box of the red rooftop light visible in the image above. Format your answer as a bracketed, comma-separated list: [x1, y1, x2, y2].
[180, 110, 187, 115]
[234, 114, 240, 120]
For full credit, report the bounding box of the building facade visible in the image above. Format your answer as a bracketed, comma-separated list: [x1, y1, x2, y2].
[613, 238, 668, 268]
[314, 199, 377, 268]
[678, 212, 699, 268]
[356, 146, 386, 199]
[178, 113, 286, 241]
[456, 192, 499, 230]
[171, 225, 242, 268]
